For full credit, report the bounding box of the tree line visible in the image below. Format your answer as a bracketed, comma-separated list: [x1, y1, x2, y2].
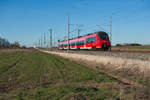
[116, 43, 142, 47]
[0, 37, 22, 48]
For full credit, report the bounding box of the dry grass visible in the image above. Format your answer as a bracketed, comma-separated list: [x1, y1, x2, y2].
[43, 51, 150, 72]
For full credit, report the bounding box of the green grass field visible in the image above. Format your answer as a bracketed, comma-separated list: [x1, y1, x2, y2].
[0, 50, 121, 100]
[0, 52, 22, 74]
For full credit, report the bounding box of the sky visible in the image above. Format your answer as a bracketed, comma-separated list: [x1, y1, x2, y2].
[0, 0, 150, 46]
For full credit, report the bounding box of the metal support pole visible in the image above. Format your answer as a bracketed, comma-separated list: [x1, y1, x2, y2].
[48, 29, 53, 48]
[44, 33, 46, 48]
[78, 29, 80, 37]
[110, 16, 112, 51]
[67, 16, 70, 53]
[39, 39, 40, 48]
[41, 37, 43, 48]
[50, 29, 52, 48]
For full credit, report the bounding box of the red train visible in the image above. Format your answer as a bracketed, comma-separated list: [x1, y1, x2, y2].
[58, 31, 111, 51]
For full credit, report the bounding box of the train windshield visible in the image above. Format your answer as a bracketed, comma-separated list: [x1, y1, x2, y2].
[98, 32, 109, 40]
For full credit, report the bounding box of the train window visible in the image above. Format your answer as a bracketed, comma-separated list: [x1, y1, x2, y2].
[79, 41, 82, 45]
[86, 39, 88, 43]
[76, 40, 85, 45]
[98, 32, 109, 40]
[70, 42, 73, 46]
[65, 44, 67, 47]
[82, 41, 85, 45]
[86, 38, 90, 43]
[76, 41, 79, 46]
[101, 35, 108, 40]
[93, 37, 97, 42]
[77, 42, 79, 45]
[79, 41, 81, 45]
[71, 42, 75, 46]
[78, 41, 80, 45]
[75, 42, 77, 46]
[80, 41, 82, 45]
[89, 38, 92, 43]
[86, 37, 96, 43]
[90, 37, 93, 43]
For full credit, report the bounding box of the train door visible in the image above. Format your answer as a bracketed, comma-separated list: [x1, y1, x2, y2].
[85, 38, 90, 49]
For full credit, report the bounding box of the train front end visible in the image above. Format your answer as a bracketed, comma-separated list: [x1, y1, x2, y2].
[97, 31, 111, 50]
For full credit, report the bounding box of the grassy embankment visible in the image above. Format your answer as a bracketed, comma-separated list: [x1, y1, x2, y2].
[0, 50, 121, 100]
[112, 46, 150, 51]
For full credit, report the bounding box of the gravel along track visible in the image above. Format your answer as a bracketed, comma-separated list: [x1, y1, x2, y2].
[56, 50, 150, 61]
